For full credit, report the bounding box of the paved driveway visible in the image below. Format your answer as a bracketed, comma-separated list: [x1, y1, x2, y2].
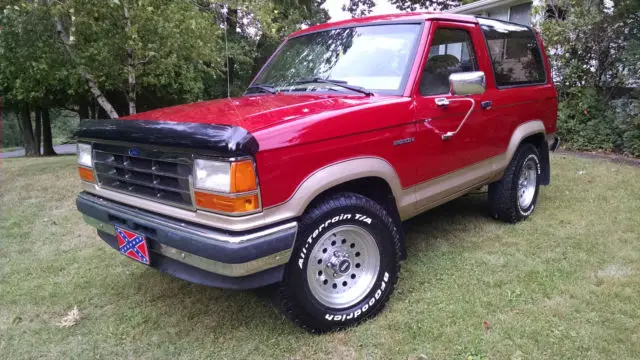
[1, 144, 77, 159]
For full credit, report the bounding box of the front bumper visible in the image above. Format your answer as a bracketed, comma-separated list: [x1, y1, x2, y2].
[76, 192, 297, 289]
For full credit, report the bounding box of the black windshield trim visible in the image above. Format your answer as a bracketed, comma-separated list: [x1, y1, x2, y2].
[287, 19, 425, 39]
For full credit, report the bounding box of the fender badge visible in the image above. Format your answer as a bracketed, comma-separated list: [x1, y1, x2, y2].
[393, 137, 414, 146]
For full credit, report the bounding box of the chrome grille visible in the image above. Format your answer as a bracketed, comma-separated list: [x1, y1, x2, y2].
[92, 143, 193, 208]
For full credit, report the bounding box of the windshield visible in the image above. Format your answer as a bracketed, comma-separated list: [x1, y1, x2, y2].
[251, 23, 422, 95]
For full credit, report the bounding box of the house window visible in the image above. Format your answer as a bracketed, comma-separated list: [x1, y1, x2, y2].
[509, 3, 532, 25]
[481, 2, 533, 25]
[487, 7, 510, 21]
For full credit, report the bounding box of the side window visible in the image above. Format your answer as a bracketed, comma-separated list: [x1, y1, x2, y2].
[419, 28, 478, 96]
[478, 18, 546, 87]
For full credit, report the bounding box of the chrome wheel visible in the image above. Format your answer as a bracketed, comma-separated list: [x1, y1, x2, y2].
[306, 225, 380, 309]
[518, 157, 537, 210]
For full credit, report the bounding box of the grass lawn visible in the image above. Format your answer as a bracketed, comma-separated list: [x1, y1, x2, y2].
[1, 154, 639, 359]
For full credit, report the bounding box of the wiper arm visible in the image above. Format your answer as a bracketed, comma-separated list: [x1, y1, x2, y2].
[245, 83, 278, 94]
[293, 77, 374, 96]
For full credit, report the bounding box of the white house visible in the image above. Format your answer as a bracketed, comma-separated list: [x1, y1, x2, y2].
[447, 0, 545, 26]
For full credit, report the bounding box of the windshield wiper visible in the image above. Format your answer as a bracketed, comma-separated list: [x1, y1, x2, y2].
[292, 77, 374, 96]
[245, 83, 278, 94]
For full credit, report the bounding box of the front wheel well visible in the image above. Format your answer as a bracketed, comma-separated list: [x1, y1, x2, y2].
[304, 176, 406, 258]
[307, 177, 398, 219]
[521, 133, 550, 185]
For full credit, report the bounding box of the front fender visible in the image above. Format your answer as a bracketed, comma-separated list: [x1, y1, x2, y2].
[265, 156, 411, 218]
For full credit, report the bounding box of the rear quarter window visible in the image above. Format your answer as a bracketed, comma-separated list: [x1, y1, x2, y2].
[478, 18, 546, 87]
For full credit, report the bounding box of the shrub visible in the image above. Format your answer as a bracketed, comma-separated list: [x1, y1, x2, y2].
[539, 0, 639, 157]
[558, 87, 640, 157]
[1, 112, 22, 149]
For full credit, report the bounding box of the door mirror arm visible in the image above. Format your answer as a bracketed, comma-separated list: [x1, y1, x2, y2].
[433, 71, 486, 140]
[435, 98, 475, 140]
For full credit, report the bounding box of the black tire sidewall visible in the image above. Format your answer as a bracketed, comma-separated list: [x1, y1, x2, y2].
[513, 147, 541, 217]
[288, 202, 398, 328]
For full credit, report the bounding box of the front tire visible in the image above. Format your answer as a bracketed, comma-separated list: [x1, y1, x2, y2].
[276, 192, 402, 333]
[488, 143, 541, 223]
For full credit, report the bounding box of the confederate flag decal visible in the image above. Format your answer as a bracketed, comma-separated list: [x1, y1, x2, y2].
[115, 226, 150, 265]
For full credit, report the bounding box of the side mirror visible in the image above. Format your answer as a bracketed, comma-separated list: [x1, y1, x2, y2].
[449, 71, 486, 96]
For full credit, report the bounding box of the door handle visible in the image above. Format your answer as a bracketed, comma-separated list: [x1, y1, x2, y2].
[481, 100, 492, 110]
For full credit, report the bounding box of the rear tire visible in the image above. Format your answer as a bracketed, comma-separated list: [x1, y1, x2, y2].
[488, 143, 541, 223]
[276, 192, 402, 333]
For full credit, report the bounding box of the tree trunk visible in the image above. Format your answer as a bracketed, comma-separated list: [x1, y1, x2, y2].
[78, 98, 90, 119]
[225, 7, 238, 96]
[81, 71, 119, 118]
[18, 106, 39, 157]
[123, 3, 136, 115]
[34, 109, 42, 155]
[41, 109, 57, 156]
[127, 49, 136, 115]
[90, 98, 98, 119]
[53, 15, 119, 119]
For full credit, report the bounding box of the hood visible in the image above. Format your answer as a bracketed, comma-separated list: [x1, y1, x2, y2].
[122, 93, 397, 133]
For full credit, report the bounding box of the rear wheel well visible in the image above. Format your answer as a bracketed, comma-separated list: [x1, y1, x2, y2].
[521, 133, 550, 185]
[305, 177, 406, 258]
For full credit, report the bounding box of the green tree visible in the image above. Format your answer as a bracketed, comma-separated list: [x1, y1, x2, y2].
[0, 2, 77, 155]
[195, 0, 329, 97]
[538, 0, 640, 156]
[342, 0, 474, 16]
[1, 0, 331, 155]
[49, 0, 224, 117]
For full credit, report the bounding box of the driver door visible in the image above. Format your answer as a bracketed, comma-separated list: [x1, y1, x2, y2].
[413, 21, 494, 183]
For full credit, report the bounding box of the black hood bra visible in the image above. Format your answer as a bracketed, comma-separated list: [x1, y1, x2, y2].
[74, 119, 259, 156]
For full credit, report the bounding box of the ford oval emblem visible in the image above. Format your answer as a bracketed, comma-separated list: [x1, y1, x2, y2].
[128, 148, 141, 157]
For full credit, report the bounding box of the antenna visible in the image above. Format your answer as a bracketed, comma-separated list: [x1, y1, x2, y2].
[224, 6, 230, 99]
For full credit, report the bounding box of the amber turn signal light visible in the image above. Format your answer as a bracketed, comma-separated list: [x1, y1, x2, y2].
[78, 166, 95, 183]
[230, 160, 258, 193]
[194, 191, 259, 214]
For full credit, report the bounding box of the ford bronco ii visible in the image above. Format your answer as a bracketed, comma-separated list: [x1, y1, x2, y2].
[75, 13, 559, 332]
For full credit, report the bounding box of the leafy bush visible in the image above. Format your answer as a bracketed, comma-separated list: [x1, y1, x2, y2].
[558, 87, 640, 157]
[1, 112, 22, 149]
[618, 111, 640, 157]
[539, 0, 639, 157]
[50, 110, 80, 144]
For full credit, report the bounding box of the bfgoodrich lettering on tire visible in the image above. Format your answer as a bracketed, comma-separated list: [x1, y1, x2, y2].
[276, 192, 402, 333]
[488, 143, 541, 223]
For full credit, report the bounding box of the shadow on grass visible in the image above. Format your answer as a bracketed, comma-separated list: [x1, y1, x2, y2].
[112, 257, 288, 333]
[403, 192, 490, 252]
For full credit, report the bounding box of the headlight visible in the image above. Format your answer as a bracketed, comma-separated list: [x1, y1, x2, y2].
[77, 143, 95, 183]
[194, 159, 232, 192]
[193, 158, 260, 215]
[77, 143, 92, 167]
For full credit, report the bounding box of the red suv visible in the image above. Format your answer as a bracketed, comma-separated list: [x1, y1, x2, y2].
[75, 13, 559, 332]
